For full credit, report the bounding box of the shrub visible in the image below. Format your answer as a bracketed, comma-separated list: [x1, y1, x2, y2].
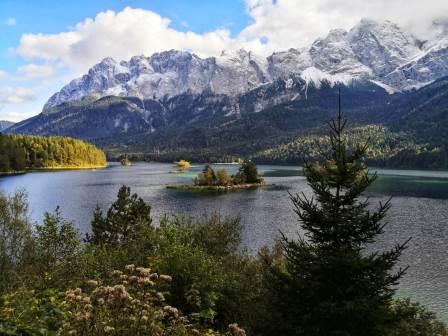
[155, 215, 225, 321]
[388, 298, 448, 336]
[192, 213, 241, 257]
[0, 190, 33, 290]
[0, 288, 67, 335]
[195, 165, 217, 186]
[62, 265, 244, 336]
[216, 169, 232, 186]
[31, 207, 82, 288]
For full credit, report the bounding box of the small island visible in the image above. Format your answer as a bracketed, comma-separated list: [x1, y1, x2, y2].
[167, 160, 265, 191]
[175, 160, 192, 168]
[120, 157, 132, 166]
[170, 159, 192, 174]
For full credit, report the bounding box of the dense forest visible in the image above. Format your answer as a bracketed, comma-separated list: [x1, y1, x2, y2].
[253, 125, 447, 169]
[0, 134, 106, 172]
[112, 124, 446, 170]
[1, 113, 447, 335]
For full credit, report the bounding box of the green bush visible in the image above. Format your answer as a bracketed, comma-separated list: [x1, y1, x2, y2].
[387, 299, 448, 336]
[0, 190, 33, 290]
[0, 288, 67, 335]
[31, 208, 82, 288]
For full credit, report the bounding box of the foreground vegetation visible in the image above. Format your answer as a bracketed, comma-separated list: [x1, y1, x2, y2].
[0, 134, 106, 173]
[1, 110, 447, 335]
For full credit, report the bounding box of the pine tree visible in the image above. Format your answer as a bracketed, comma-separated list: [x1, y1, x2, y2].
[269, 90, 409, 336]
[235, 160, 261, 184]
[86, 186, 152, 245]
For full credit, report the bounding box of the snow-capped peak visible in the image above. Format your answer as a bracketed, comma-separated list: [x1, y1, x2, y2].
[348, 19, 421, 76]
[43, 18, 448, 111]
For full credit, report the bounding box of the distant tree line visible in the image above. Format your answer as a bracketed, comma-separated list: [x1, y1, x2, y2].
[107, 125, 447, 170]
[0, 133, 106, 172]
[253, 125, 447, 169]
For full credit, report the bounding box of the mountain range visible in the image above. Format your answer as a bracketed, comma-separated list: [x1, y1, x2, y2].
[0, 121, 15, 132]
[7, 18, 448, 168]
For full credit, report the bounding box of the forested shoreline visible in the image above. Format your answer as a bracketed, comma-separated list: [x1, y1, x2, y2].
[0, 134, 107, 173]
[106, 125, 447, 170]
[252, 125, 447, 169]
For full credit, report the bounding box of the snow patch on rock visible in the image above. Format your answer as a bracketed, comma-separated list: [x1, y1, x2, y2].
[42, 18, 448, 112]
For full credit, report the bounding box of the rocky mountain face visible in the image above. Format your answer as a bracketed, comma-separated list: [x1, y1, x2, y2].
[8, 18, 448, 166]
[42, 18, 448, 112]
[0, 121, 14, 132]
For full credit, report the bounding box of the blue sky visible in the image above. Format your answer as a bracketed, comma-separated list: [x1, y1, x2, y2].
[0, 0, 251, 121]
[0, 0, 446, 122]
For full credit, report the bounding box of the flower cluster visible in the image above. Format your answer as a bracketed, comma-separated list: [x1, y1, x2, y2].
[61, 264, 245, 336]
[62, 265, 191, 335]
[228, 323, 246, 336]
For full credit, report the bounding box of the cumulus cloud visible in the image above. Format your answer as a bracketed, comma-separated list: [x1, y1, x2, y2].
[241, 0, 448, 50]
[17, 64, 54, 79]
[0, 87, 36, 106]
[14, 3, 448, 75]
[15, 7, 267, 73]
[0, 70, 7, 79]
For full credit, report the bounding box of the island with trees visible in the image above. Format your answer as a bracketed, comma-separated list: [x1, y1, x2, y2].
[167, 160, 265, 191]
[175, 160, 192, 169]
[120, 156, 131, 166]
[0, 133, 107, 174]
[170, 159, 192, 174]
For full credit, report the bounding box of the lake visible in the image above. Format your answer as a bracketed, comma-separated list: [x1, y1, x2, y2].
[1, 162, 448, 320]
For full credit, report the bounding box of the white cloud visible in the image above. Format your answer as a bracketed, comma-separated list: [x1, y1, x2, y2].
[17, 64, 54, 79]
[0, 87, 36, 105]
[241, 0, 448, 51]
[14, 4, 448, 75]
[15, 7, 266, 73]
[0, 70, 7, 79]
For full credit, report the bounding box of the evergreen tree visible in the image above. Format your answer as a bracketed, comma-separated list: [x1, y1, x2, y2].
[235, 160, 261, 184]
[268, 91, 409, 336]
[86, 186, 152, 245]
[195, 164, 217, 186]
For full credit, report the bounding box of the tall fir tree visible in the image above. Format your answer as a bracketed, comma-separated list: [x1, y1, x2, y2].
[86, 185, 152, 245]
[268, 89, 409, 336]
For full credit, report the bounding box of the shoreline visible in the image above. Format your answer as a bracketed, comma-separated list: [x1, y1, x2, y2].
[0, 164, 108, 176]
[108, 159, 448, 172]
[166, 182, 266, 191]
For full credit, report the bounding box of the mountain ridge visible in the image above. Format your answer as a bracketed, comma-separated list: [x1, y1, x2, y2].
[41, 18, 448, 112]
[0, 121, 15, 132]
